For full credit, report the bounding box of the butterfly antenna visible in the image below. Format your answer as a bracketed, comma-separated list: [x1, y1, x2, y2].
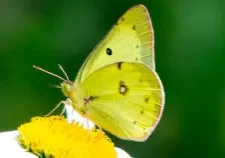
[33, 65, 66, 82]
[58, 64, 70, 80]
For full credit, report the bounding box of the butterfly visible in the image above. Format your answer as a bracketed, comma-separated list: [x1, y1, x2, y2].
[34, 4, 164, 142]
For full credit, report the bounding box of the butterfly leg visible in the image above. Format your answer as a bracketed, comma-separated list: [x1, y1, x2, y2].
[84, 114, 90, 130]
[83, 113, 95, 130]
[59, 106, 66, 116]
[45, 100, 66, 117]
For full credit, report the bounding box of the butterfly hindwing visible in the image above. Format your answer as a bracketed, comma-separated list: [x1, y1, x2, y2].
[77, 62, 164, 141]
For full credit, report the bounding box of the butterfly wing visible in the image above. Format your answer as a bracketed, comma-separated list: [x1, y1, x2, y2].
[78, 62, 164, 141]
[75, 5, 155, 84]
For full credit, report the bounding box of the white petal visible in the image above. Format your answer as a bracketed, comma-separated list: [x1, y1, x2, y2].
[65, 104, 95, 130]
[115, 147, 133, 158]
[0, 130, 37, 158]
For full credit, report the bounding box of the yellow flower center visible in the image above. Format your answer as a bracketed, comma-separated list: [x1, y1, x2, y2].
[17, 116, 116, 158]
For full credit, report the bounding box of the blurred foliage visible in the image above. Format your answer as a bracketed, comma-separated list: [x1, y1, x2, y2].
[1, 0, 225, 157]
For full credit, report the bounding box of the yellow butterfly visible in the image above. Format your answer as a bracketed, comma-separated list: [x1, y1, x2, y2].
[34, 4, 164, 142]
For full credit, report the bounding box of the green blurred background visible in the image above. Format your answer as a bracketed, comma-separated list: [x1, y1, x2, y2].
[1, 0, 225, 157]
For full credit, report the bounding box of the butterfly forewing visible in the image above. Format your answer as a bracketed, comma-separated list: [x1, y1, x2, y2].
[75, 5, 155, 84]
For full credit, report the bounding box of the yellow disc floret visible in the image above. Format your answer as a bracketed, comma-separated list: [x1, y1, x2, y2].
[18, 116, 116, 158]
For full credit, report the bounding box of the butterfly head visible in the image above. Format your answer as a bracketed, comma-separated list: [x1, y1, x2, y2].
[33, 65, 76, 102]
[61, 81, 76, 101]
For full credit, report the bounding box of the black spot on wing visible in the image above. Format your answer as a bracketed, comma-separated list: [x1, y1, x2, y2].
[84, 96, 98, 105]
[117, 62, 123, 70]
[132, 25, 136, 30]
[145, 97, 149, 103]
[89, 96, 98, 100]
[140, 110, 144, 114]
[106, 48, 112, 55]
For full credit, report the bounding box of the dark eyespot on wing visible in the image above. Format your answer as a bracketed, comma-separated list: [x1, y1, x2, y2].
[106, 48, 112, 55]
[117, 62, 123, 70]
[121, 17, 125, 21]
[132, 25, 136, 30]
[119, 81, 128, 95]
[136, 45, 139, 48]
[133, 121, 137, 125]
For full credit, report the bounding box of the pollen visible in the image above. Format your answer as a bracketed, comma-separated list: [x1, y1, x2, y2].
[17, 116, 116, 158]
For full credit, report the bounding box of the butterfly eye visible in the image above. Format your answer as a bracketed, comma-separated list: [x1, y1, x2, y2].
[106, 48, 112, 55]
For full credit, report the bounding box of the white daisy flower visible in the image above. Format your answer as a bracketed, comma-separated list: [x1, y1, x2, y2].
[0, 105, 132, 158]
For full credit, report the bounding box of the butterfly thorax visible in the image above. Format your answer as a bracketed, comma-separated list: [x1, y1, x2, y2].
[61, 82, 87, 116]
